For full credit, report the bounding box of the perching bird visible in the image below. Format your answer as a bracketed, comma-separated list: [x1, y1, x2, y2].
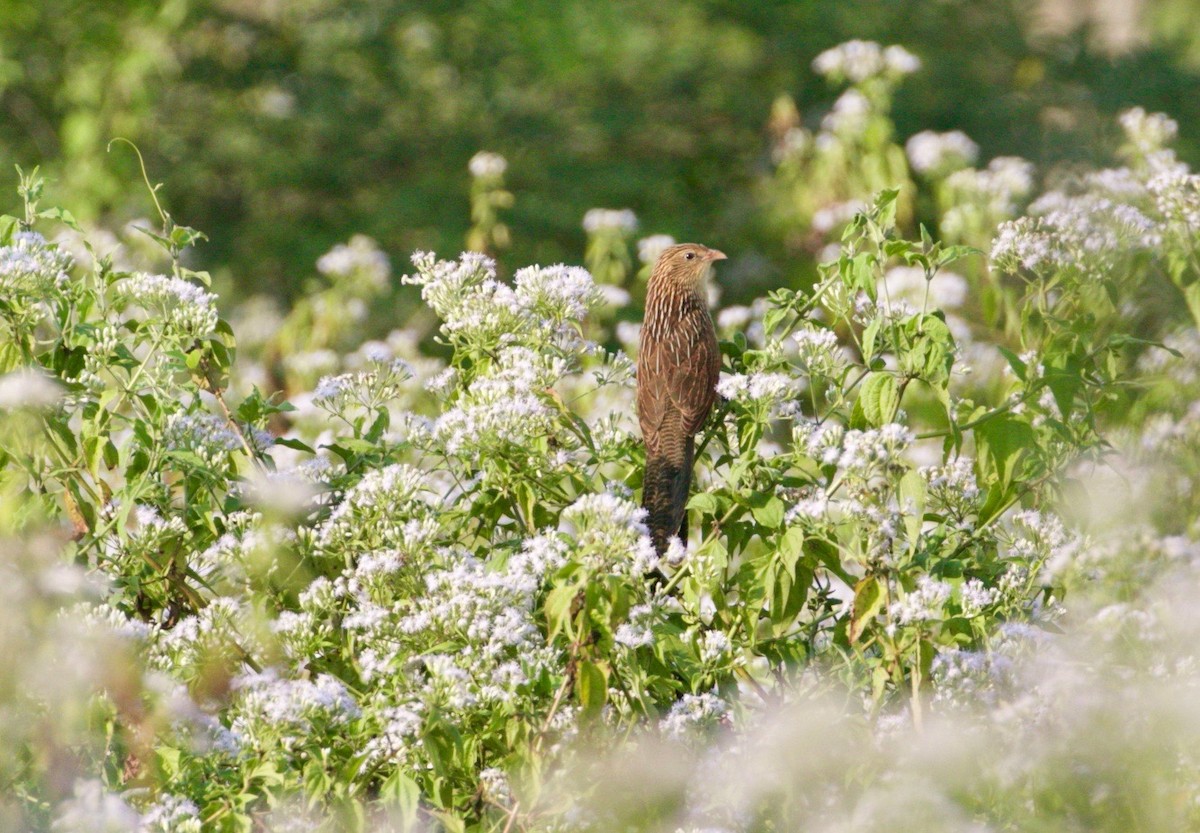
[638, 243, 724, 556]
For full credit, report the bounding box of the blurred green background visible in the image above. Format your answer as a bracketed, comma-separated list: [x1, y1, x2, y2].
[2, 0, 1199, 308]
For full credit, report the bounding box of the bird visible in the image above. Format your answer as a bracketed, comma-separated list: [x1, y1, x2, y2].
[638, 243, 725, 556]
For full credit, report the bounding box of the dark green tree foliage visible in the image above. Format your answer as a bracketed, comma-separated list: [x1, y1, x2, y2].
[2, 0, 1200, 304]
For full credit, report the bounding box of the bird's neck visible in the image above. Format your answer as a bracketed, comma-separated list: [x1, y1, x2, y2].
[644, 278, 707, 338]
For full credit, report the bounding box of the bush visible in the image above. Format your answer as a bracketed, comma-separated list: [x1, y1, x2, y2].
[3, 42, 1200, 833]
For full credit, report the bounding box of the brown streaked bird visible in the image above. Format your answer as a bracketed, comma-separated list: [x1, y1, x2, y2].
[638, 243, 724, 556]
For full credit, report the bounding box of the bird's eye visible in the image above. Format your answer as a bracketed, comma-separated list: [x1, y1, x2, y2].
[685, 252, 695, 261]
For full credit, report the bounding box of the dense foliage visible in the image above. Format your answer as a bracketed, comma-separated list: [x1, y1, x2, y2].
[4, 38, 1200, 833]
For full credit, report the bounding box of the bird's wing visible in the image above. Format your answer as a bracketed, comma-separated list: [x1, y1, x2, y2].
[638, 315, 720, 448]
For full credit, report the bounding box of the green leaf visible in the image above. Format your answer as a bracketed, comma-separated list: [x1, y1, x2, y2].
[861, 317, 883, 365]
[273, 437, 315, 454]
[974, 414, 1035, 490]
[856, 372, 900, 428]
[849, 575, 884, 644]
[997, 346, 1027, 382]
[577, 660, 609, 715]
[780, 526, 805, 566]
[543, 585, 578, 640]
[750, 494, 785, 529]
[900, 313, 956, 386]
[380, 771, 422, 826]
[687, 492, 720, 514]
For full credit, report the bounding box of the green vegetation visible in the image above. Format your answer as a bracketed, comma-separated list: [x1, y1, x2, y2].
[5, 6, 1200, 831]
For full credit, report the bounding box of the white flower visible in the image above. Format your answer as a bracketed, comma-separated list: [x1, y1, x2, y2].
[139, 794, 201, 833]
[716, 371, 800, 412]
[699, 630, 732, 664]
[0, 367, 62, 409]
[716, 305, 754, 331]
[821, 89, 871, 136]
[879, 265, 967, 311]
[316, 234, 391, 291]
[813, 40, 920, 83]
[637, 234, 676, 265]
[1119, 107, 1178, 154]
[51, 779, 140, 833]
[120, 272, 218, 336]
[836, 423, 914, 476]
[959, 578, 998, 617]
[615, 604, 657, 648]
[792, 325, 844, 375]
[561, 492, 658, 575]
[164, 411, 265, 467]
[891, 576, 951, 624]
[811, 199, 865, 234]
[905, 130, 979, 176]
[469, 151, 508, 178]
[0, 231, 73, 302]
[582, 208, 638, 235]
[661, 690, 727, 738]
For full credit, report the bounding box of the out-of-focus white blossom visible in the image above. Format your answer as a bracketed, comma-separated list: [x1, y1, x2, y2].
[812, 40, 920, 83]
[469, 151, 508, 179]
[583, 208, 638, 235]
[0, 367, 62, 409]
[637, 234, 676, 265]
[317, 234, 391, 292]
[905, 130, 979, 176]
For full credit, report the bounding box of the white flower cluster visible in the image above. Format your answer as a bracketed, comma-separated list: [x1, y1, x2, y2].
[0, 230, 72, 304]
[792, 329, 844, 385]
[920, 456, 980, 517]
[811, 199, 865, 235]
[838, 424, 914, 477]
[615, 602, 658, 648]
[120, 272, 219, 336]
[406, 251, 600, 351]
[139, 793, 203, 833]
[879, 265, 967, 312]
[991, 189, 1159, 278]
[637, 234, 676, 266]
[316, 234, 391, 292]
[316, 463, 432, 554]
[403, 543, 560, 666]
[0, 367, 62, 409]
[1005, 509, 1081, 585]
[126, 504, 189, 552]
[51, 779, 141, 833]
[959, 577, 999, 618]
[716, 371, 801, 414]
[164, 411, 270, 467]
[905, 130, 979, 176]
[812, 40, 920, 83]
[582, 208, 638, 235]
[890, 575, 951, 625]
[939, 157, 1035, 241]
[313, 356, 413, 413]
[1119, 107, 1179, 157]
[560, 491, 659, 575]
[661, 690, 728, 739]
[820, 89, 871, 137]
[433, 347, 567, 467]
[1147, 169, 1200, 232]
[230, 669, 360, 750]
[468, 150, 508, 179]
[148, 597, 248, 676]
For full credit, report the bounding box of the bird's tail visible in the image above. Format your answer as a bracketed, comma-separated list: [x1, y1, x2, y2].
[642, 436, 695, 556]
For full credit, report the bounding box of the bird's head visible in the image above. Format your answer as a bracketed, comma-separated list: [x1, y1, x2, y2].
[650, 243, 727, 292]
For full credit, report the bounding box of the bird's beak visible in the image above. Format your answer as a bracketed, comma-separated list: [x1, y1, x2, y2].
[705, 249, 727, 262]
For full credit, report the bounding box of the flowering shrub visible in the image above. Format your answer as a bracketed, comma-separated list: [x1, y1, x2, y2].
[3, 42, 1200, 833]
